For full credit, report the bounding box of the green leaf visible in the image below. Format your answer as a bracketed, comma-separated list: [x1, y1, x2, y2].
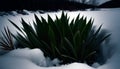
[48, 26, 56, 56]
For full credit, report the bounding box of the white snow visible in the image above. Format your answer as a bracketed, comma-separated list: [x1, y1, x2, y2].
[92, 63, 100, 68]
[3, 48, 47, 67]
[0, 56, 41, 69]
[0, 48, 95, 69]
[46, 57, 61, 66]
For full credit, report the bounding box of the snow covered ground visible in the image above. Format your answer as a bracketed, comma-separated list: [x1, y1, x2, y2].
[0, 48, 95, 69]
[0, 8, 120, 69]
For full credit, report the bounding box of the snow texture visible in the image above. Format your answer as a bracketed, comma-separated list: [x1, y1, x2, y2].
[0, 48, 95, 69]
[46, 57, 61, 66]
[3, 48, 47, 67]
[92, 62, 100, 68]
[97, 50, 120, 69]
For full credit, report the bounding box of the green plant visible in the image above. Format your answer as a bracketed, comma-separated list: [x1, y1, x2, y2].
[10, 12, 111, 65]
[0, 27, 15, 50]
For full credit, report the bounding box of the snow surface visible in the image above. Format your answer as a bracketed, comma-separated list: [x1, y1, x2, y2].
[97, 53, 120, 69]
[46, 57, 61, 66]
[3, 48, 47, 67]
[0, 48, 95, 69]
[1, 8, 120, 69]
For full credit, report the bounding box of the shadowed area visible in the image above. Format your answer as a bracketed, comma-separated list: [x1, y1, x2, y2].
[0, 0, 96, 11]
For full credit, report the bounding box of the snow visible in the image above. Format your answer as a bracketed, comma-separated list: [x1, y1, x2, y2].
[97, 53, 120, 69]
[0, 56, 41, 69]
[3, 48, 47, 67]
[46, 57, 61, 66]
[0, 8, 120, 69]
[63, 63, 95, 69]
[1, 47, 120, 69]
[0, 48, 9, 55]
[92, 63, 100, 68]
[1, 47, 119, 69]
[0, 48, 95, 69]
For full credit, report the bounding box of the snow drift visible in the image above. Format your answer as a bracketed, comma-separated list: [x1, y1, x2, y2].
[3, 48, 47, 67]
[0, 48, 95, 69]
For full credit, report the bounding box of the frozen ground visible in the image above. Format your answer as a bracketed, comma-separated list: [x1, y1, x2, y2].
[0, 8, 120, 69]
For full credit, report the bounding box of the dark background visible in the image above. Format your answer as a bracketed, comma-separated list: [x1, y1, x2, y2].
[0, 0, 120, 11]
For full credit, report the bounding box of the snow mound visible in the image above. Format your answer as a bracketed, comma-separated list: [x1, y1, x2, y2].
[92, 62, 100, 68]
[3, 48, 47, 67]
[43, 62, 95, 69]
[46, 57, 61, 66]
[0, 56, 40, 69]
[0, 48, 95, 69]
[64, 63, 95, 69]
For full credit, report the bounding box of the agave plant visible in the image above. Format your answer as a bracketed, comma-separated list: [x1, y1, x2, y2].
[10, 12, 111, 65]
[0, 27, 15, 50]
